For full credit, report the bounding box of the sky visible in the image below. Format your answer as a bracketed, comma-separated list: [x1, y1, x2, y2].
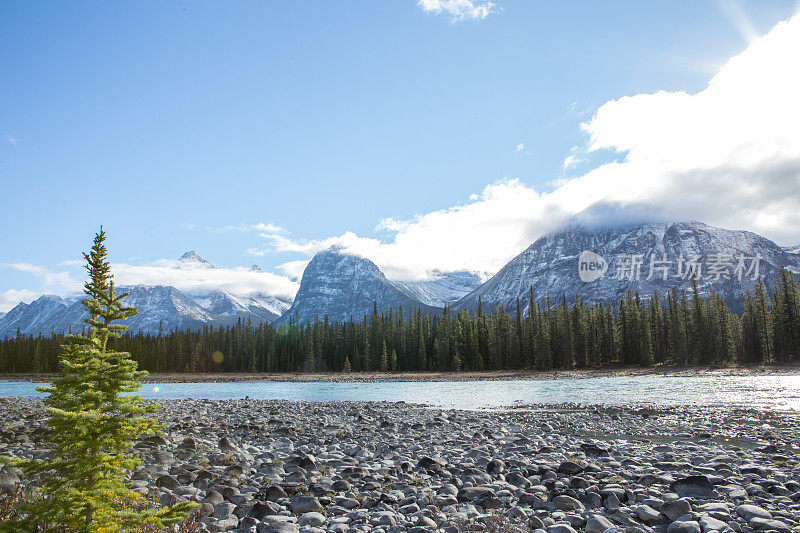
[1, 0, 799, 312]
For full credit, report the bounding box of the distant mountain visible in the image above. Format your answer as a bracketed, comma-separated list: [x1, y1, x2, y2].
[4, 226, 799, 337]
[192, 290, 291, 324]
[393, 271, 482, 307]
[0, 251, 293, 338]
[277, 249, 440, 324]
[178, 250, 214, 268]
[0, 295, 79, 338]
[455, 221, 800, 314]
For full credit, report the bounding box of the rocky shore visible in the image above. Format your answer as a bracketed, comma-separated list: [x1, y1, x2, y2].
[1, 398, 799, 533]
[2, 365, 800, 383]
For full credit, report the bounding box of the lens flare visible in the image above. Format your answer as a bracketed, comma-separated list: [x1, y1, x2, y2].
[152, 386, 160, 393]
[212, 351, 224, 364]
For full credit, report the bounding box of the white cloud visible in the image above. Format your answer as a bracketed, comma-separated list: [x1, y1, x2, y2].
[562, 146, 584, 169]
[573, 13, 800, 242]
[0, 263, 83, 293]
[4, 13, 800, 306]
[4, 134, 18, 146]
[110, 260, 298, 300]
[418, 0, 497, 21]
[0, 289, 42, 313]
[276, 260, 311, 282]
[0, 257, 299, 312]
[247, 13, 800, 281]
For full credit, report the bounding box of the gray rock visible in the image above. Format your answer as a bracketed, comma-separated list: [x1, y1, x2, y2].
[257, 515, 300, 533]
[214, 502, 237, 519]
[553, 495, 584, 512]
[667, 521, 702, 533]
[298, 512, 326, 528]
[735, 504, 771, 521]
[558, 460, 585, 475]
[486, 458, 505, 474]
[635, 504, 664, 524]
[699, 515, 733, 532]
[605, 493, 620, 512]
[748, 517, 791, 533]
[547, 525, 578, 533]
[457, 486, 495, 502]
[662, 498, 693, 521]
[290, 494, 324, 514]
[671, 476, 718, 499]
[585, 514, 615, 533]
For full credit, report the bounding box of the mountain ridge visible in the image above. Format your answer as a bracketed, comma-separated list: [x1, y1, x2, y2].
[454, 221, 800, 314]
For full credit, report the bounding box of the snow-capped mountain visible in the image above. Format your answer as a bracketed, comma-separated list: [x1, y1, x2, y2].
[393, 271, 482, 308]
[193, 290, 291, 324]
[455, 221, 800, 314]
[178, 250, 214, 268]
[277, 249, 439, 325]
[0, 295, 80, 338]
[0, 251, 294, 338]
[0, 286, 212, 338]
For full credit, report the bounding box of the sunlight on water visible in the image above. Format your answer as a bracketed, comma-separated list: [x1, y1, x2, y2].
[2, 374, 800, 411]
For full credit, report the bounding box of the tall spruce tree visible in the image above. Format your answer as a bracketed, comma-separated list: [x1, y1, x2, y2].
[1, 228, 196, 532]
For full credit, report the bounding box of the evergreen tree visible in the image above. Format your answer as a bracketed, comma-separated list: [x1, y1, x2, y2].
[380, 340, 389, 371]
[2, 228, 196, 532]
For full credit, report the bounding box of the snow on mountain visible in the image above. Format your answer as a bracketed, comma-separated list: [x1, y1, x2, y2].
[250, 264, 263, 272]
[277, 249, 438, 325]
[4, 229, 797, 337]
[455, 221, 800, 314]
[393, 271, 482, 308]
[247, 293, 292, 319]
[0, 295, 72, 338]
[177, 250, 214, 268]
[192, 290, 291, 324]
[0, 250, 296, 338]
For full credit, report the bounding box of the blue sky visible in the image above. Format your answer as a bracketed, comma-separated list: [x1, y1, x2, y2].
[1, 0, 799, 310]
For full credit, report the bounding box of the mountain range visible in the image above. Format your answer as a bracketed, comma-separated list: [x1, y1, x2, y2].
[275, 249, 480, 325]
[0, 252, 291, 338]
[2, 221, 799, 337]
[455, 221, 799, 314]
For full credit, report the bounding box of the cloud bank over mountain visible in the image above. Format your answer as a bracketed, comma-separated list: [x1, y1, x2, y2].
[245, 13, 800, 282]
[3, 13, 799, 311]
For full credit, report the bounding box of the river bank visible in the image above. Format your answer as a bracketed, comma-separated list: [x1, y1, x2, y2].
[2, 364, 799, 383]
[1, 398, 798, 532]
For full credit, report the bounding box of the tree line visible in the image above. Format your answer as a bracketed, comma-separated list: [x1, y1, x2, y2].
[2, 269, 799, 374]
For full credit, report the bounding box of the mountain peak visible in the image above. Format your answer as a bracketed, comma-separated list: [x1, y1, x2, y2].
[279, 248, 431, 324]
[178, 250, 214, 268]
[455, 220, 800, 314]
[250, 264, 263, 272]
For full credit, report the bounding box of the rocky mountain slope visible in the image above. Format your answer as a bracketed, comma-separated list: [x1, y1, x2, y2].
[4, 224, 798, 336]
[277, 249, 441, 325]
[0, 252, 292, 338]
[455, 221, 800, 314]
[393, 271, 481, 308]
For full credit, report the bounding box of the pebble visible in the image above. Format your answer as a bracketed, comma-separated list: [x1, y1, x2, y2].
[0, 397, 798, 533]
